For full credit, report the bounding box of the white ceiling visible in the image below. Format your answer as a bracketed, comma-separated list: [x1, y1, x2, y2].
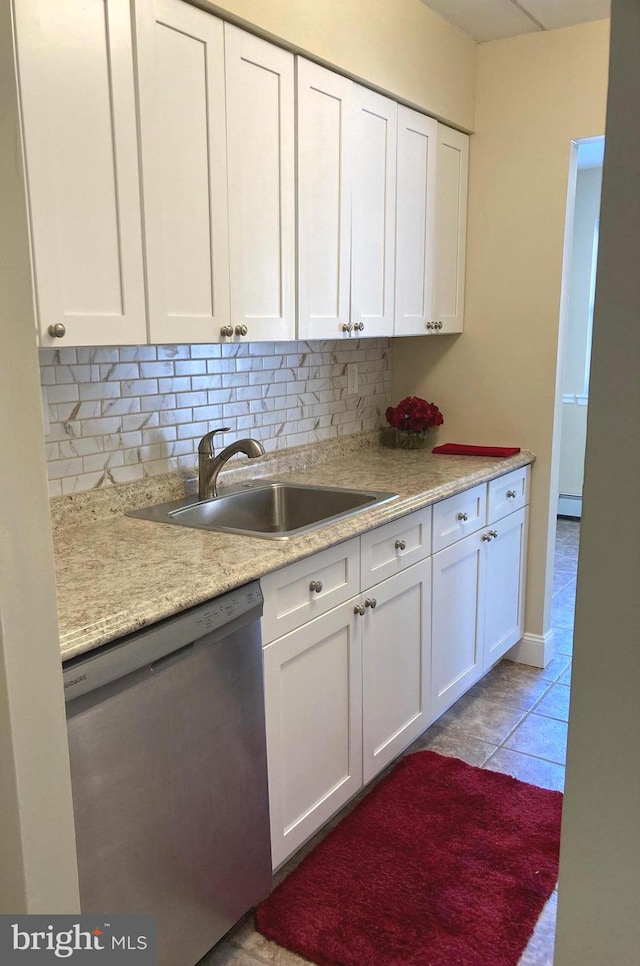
[420, 0, 610, 43]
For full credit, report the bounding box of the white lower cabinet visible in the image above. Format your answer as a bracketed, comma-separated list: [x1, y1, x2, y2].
[362, 560, 431, 784]
[431, 502, 528, 717]
[262, 471, 530, 869]
[431, 530, 485, 718]
[483, 506, 528, 671]
[263, 600, 363, 870]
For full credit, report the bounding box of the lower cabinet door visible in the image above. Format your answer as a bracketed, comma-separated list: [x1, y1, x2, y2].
[362, 560, 432, 784]
[483, 506, 528, 671]
[431, 531, 484, 717]
[263, 600, 362, 869]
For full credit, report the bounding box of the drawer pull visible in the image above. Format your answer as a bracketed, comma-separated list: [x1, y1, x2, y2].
[395, 539, 407, 551]
[489, 529, 499, 539]
[309, 580, 323, 593]
[481, 532, 492, 542]
[457, 511, 469, 522]
[364, 598, 377, 609]
[354, 604, 365, 616]
[506, 490, 517, 499]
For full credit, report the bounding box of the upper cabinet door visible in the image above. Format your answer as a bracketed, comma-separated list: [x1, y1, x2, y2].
[135, 0, 230, 344]
[394, 107, 438, 337]
[351, 86, 397, 339]
[225, 25, 295, 342]
[434, 125, 469, 334]
[297, 59, 353, 341]
[15, 0, 146, 346]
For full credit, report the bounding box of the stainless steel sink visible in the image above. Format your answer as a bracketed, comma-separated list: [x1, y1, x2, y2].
[129, 482, 398, 540]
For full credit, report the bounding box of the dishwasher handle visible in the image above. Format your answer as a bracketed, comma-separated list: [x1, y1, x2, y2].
[151, 641, 195, 672]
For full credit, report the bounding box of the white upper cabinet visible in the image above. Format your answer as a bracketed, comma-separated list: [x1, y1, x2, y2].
[434, 124, 469, 334]
[225, 25, 295, 342]
[394, 107, 439, 337]
[297, 59, 353, 341]
[15, 0, 147, 346]
[351, 86, 397, 339]
[135, 0, 230, 343]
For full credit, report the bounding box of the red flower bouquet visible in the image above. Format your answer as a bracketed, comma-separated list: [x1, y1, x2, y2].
[385, 396, 444, 449]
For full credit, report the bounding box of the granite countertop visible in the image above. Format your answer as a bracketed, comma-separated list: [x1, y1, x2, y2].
[54, 445, 534, 662]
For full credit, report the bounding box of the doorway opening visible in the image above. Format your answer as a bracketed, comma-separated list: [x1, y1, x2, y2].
[550, 136, 604, 682]
[556, 137, 604, 521]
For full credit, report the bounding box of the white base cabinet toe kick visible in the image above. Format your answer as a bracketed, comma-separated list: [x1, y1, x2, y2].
[261, 466, 530, 869]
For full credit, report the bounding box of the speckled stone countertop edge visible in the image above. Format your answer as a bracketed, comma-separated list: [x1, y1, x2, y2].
[55, 447, 535, 663]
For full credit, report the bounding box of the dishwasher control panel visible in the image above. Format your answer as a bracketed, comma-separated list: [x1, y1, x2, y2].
[63, 581, 263, 703]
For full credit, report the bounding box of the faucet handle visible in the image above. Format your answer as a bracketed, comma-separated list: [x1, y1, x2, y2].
[198, 426, 231, 455]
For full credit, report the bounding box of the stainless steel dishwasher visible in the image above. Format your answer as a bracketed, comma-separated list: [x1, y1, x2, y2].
[63, 581, 271, 966]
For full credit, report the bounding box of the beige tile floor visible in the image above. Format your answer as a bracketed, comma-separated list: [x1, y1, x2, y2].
[201, 518, 580, 966]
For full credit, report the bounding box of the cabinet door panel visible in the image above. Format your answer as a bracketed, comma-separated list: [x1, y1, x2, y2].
[264, 602, 362, 868]
[351, 86, 397, 337]
[488, 467, 529, 522]
[362, 561, 431, 783]
[135, 0, 230, 342]
[432, 482, 487, 553]
[484, 507, 527, 670]
[431, 532, 484, 717]
[435, 125, 469, 334]
[394, 107, 438, 336]
[225, 26, 295, 341]
[261, 538, 360, 644]
[16, 0, 146, 345]
[297, 59, 352, 340]
[360, 507, 432, 589]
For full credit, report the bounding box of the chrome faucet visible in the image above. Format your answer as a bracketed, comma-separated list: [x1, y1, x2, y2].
[197, 427, 266, 500]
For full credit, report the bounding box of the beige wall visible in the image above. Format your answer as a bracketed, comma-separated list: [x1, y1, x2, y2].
[394, 19, 610, 639]
[200, 0, 477, 130]
[555, 0, 640, 959]
[0, 3, 79, 912]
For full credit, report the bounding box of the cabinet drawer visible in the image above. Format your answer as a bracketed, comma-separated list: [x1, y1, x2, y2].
[360, 508, 432, 589]
[432, 483, 487, 553]
[261, 538, 360, 643]
[488, 467, 529, 522]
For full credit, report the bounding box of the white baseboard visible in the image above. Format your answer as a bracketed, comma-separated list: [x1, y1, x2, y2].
[558, 493, 582, 517]
[505, 630, 555, 669]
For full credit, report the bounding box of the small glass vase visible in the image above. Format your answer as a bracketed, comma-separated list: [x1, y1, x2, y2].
[396, 429, 429, 450]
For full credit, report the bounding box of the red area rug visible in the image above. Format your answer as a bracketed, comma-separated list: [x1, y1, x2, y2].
[256, 751, 562, 966]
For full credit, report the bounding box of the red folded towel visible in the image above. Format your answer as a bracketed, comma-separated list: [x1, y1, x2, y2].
[432, 443, 521, 458]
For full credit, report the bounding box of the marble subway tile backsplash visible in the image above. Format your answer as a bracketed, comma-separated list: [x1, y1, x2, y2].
[41, 340, 393, 496]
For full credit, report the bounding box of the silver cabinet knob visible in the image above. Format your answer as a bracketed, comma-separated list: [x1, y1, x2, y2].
[489, 529, 499, 539]
[364, 597, 377, 609]
[353, 321, 364, 332]
[309, 580, 323, 593]
[481, 532, 493, 542]
[235, 324, 248, 337]
[395, 539, 406, 551]
[48, 323, 66, 338]
[425, 321, 434, 330]
[354, 604, 365, 616]
[342, 323, 353, 333]
[506, 490, 517, 498]
[437, 321, 444, 330]
[220, 325, 234, 337]
[457, 511, 469, 522]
